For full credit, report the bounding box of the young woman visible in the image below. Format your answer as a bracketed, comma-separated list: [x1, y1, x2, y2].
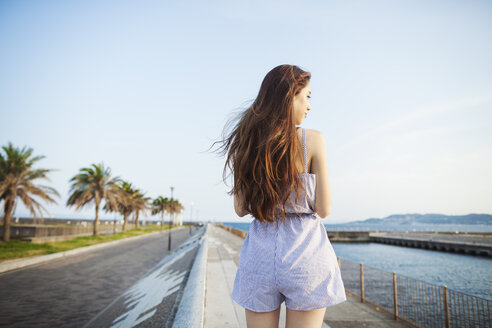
[217, 65, 346, 328]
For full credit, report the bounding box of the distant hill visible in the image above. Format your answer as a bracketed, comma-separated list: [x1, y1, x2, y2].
[348, 213, 492, 225]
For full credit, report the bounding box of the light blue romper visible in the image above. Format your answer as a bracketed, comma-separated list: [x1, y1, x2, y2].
[232, 128, 347, 312]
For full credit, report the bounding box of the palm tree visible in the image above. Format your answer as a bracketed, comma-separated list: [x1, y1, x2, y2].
[169, 199, 184, 224]
[67, 163, 120, 236]
[0, 142, 59, 242]
[103, 180, 134, 232]
[132, 189, 150, 229]
[152, 196, 169, 230]
[118, 181, 134, 232]
[166, 198, 184, 250]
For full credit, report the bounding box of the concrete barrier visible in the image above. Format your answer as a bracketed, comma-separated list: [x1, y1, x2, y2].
[172, 225, 208, 328]
[216, 223, 247, 239]
[370, 235, 492, 257]
[0, 224, 133, 240]
[326, 230, 371, 242]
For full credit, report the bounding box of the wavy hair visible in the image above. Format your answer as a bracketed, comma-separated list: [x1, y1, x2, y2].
[214, 64, 311, 224]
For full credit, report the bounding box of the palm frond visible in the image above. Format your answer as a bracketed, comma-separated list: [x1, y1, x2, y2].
[0, 143, 59, 222]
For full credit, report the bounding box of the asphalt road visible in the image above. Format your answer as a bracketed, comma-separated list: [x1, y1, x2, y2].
[0, 226, 202, 328]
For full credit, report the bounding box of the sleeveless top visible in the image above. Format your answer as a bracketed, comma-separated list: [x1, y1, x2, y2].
[282, 126, 317, 216]
[231, 127, 347, 312]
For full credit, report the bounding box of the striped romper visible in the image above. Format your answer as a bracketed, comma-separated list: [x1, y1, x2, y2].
[232, 128, 347, 312]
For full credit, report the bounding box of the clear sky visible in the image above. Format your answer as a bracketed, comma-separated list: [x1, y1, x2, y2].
[1, 0, 491, 223]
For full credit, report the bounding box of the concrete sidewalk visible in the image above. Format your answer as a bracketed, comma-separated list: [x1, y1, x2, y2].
[204, 223, 414, 328]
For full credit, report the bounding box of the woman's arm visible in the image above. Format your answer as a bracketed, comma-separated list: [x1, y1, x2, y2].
[234, 189, 249, 217]
[309, 129, 332, 218]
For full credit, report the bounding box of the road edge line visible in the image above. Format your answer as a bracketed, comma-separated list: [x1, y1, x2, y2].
[172, 224, 209, 328]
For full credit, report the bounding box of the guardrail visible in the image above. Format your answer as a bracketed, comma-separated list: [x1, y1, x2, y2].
[339, 258, 491, 328]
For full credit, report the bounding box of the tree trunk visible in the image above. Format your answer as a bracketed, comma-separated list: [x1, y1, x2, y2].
[94, 202, 100, 236]
[161, 212, 164, 230]
[2, 200, 13, 242]
[123, 213, 128, 232]
[135, 211, 140, 229]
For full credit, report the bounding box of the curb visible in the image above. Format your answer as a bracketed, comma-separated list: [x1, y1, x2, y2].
[172, 224, 209, 328]
[0, 226, 186, 274]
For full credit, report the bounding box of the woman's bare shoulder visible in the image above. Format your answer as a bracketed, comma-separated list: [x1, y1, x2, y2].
[305, 128, 323, 137]
[305, 128, 326, 147]
[298, 127, 324, 137]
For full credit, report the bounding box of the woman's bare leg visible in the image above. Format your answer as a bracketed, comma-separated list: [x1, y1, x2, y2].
[285, 307, 326, 328]
[245, 307, 281, 328]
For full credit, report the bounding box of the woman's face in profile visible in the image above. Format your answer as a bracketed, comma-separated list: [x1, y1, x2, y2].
[292, 82, 311, 125]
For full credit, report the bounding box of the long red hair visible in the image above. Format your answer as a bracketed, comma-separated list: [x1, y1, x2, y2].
[215, 64, 311, 224]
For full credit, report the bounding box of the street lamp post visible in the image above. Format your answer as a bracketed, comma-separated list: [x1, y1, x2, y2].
[190, 201, 194, 235]
[169, 186, 174, 251]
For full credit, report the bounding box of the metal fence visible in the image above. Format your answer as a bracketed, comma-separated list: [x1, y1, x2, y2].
[338, 257, 491, 328]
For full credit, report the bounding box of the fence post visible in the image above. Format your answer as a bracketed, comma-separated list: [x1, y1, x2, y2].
[360, 263, 365, 303]
[443, 285, 450, 328]
[393, 272, 398, 320]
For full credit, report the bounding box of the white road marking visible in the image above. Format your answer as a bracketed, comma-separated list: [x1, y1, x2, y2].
[109, 238, 198, 328]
